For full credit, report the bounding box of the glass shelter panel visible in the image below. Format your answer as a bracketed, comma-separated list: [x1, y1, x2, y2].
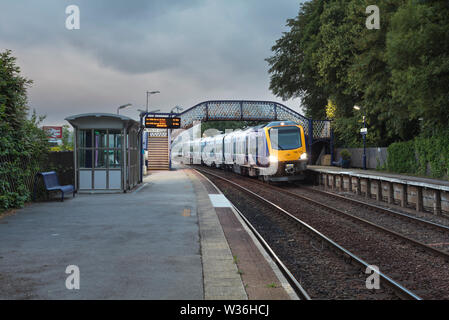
[94, 149, 108, 168]
[78, 130, 92, 148]
[94, 130, 107, 149]
[108, 130, 122, 149]
[109, 150, 122, 169]
[78, 149, 93, 168]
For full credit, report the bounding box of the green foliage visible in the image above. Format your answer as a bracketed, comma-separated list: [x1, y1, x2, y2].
[0, 50, 49, 211]
[332, 116, 361, 147]
[50, 125, 74, 151]
[386, 129, 449, 179]
[332, 114, 381, 148]
[325, 100, 337, 119]
[266, 0, 328, 120]
[267, 0, 449, 146]
[386, 140, 416, 173]
[340, 149, 351, 160]
[387, 1, 449, 134]
[413, 130, 449, 179]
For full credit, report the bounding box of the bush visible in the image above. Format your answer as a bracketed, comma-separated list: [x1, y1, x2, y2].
[340, 149, 351, 160]
[414, 130, 449, 179]
[386, 141, 417, 173]
[386, 130, 449, 179]
[0, 50, 49, 212]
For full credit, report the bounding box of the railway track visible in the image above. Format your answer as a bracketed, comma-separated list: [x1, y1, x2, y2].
[301, 185, 449, 229]
[219, 168, 449, 259]
[194, 167, 421, 300]
[195, 170, 311, 300]
[290, 185, 449, 253]
[193, 166, 449, 299]
[264, 184, 449, 259]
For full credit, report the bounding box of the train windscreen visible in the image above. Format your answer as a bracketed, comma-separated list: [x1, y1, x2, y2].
[269, 126, 302, 150]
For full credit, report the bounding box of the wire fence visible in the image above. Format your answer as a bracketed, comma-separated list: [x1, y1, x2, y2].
[0, 151, 74, 211]
[0, 154, 41, 197]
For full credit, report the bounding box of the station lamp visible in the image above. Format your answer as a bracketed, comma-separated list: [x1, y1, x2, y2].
[117, 103, 132, 115]
[146, 91, 160, 113]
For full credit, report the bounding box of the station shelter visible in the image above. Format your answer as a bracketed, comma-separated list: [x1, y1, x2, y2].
[65, 113, 141, 193]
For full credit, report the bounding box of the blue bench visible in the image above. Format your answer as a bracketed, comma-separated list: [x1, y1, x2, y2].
[34, 171, 75, 202]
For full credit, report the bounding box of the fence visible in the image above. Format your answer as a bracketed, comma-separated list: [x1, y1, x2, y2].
[335, 148, 387, 169]
[46, 151, 74, 185]
[0, 151, 74, 210]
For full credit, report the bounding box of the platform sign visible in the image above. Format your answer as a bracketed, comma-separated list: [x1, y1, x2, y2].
[43, 126, 63, 139]
[145, 117, 181, 129]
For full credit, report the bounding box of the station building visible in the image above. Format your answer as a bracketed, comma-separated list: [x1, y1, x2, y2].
[65, 113, 141, 193]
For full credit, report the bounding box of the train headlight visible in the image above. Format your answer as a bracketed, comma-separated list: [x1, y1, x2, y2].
[300, 153, 308, 160]
[269, 155, 278, 163]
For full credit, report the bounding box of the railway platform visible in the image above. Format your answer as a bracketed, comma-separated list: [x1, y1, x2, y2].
[308, 165, 449, 216]
[0, 167, 295, 300]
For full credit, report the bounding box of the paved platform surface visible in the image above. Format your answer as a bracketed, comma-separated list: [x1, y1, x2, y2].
[0, 170, 202, 299]
[186, 170, 247, 300]
[0, 168, 293, 300]
[188, 170, 295, 300]
[309, 165, 449, 190]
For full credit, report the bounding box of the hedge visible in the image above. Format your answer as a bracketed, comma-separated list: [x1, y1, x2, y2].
[385, 130, 449, 179]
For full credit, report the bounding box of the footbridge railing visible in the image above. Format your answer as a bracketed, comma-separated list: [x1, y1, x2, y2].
[178, 100, 331, 141]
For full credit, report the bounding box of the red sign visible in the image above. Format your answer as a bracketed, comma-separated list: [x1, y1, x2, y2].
[43, 126, 63, 139]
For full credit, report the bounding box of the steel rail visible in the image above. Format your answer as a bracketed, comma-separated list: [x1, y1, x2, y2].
[195, 167, 422, 300]
[264, 182, 449, 260]
[299, 185, 449, 232]
[194, 169, 311, 300]
[206, 166, 449, 260]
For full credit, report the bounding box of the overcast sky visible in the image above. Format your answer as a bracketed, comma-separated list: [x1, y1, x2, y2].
[0, 0, 304, 125]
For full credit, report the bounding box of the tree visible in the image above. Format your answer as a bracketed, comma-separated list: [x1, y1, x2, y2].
[50, 125, 74, 151]
[0, 50, 49, 211]
[313, 0, 363, 116]
[267, 0, 449, 147]
[266, 0, 329, 120]
[386, 0, 449, 135]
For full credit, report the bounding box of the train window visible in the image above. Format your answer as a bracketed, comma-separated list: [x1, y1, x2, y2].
[269, 126, 302, 150]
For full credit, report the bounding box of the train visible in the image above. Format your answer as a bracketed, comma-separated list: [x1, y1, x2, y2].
[176, 121, 308, 182]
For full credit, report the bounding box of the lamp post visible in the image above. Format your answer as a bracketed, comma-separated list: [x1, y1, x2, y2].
[354, 105, 367, 170]
[146, 91, 160, 113]
[117, 103, 132, 115]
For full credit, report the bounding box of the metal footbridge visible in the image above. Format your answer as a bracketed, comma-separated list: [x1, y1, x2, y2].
[177, 100, 331, 143]
[141, 100, 333, 177]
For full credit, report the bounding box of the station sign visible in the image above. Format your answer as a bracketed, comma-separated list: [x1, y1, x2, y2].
[43, 126, 63, 139]
[145, 117, 181, 129]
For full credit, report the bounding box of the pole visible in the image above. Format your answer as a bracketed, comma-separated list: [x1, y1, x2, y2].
[146, 92, 149, 113]
[362, 115, 367, 170]
[308, 119, 313, 164]
[139, 112, 145, 183]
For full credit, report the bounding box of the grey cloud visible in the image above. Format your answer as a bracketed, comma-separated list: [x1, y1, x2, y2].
[0, 0, 305, 124]
[1, 0, 299, 75]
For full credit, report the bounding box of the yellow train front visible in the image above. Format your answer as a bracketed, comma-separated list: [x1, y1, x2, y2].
[261, 121, 308, 181]
[199, 120, 308, 182]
